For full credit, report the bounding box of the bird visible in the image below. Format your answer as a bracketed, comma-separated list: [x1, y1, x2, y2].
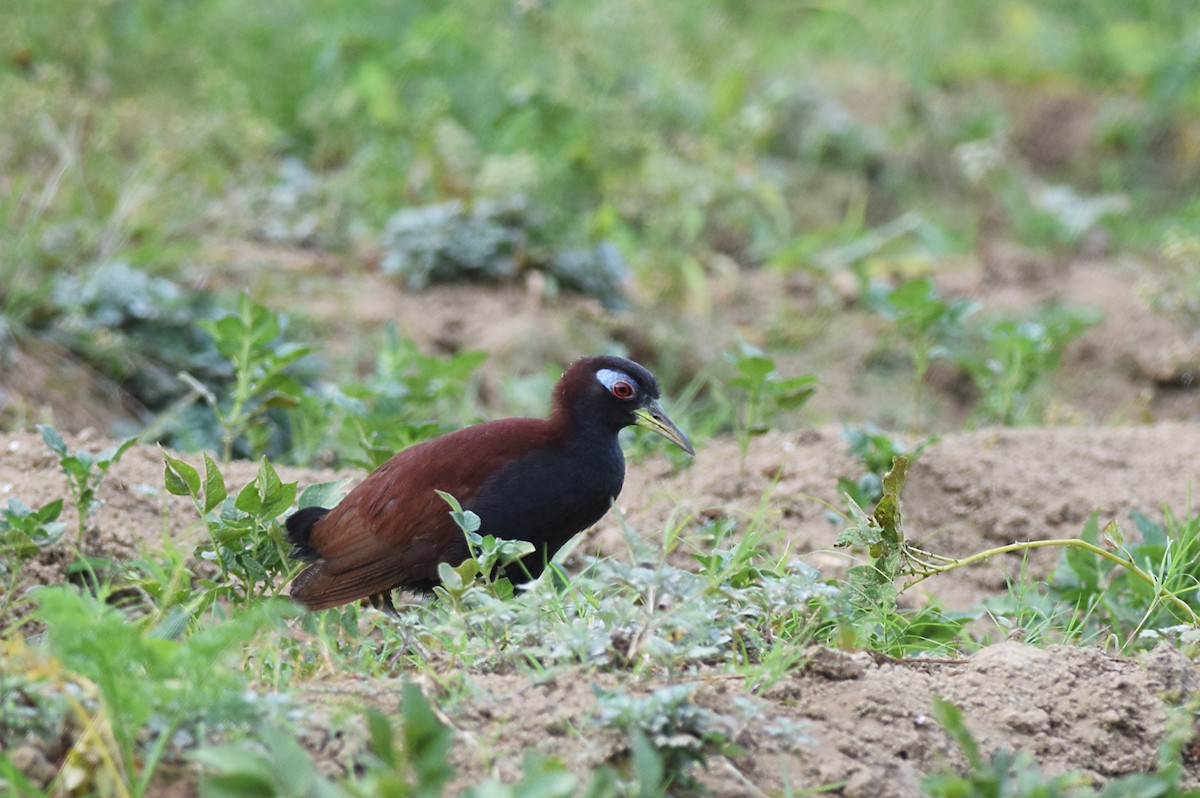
[285, 355, 694, 611]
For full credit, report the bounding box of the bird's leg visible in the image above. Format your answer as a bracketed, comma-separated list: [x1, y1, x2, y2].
[364, 591, 400, 617]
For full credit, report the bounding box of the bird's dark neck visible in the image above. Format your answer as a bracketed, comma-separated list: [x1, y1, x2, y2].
[551, 409, 623, 459]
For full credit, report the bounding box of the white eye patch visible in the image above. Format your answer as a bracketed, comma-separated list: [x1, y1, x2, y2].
[595, 369, 632, 390]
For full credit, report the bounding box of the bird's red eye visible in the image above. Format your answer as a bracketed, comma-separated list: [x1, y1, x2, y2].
[611, 380, 635, 400]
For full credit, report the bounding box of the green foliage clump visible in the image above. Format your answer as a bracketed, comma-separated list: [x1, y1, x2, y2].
[837, 424, 934, 509]
[433, 490, 535, 606]
[379, 198, 629, 308]
[193, 293, 315, 461]
[321, 327, 486, 470]
[594, 683, 735, 793]
[5, 587, 291, 798]
[38, 424, 135, 541]
[162, 452, 343, 612]
[0, 498, 65, 622]
[837, 455, 1200, 652]
[868, 278, 1101, 427]
[195, 682, 453, 798]
[837, 456, 911, 615]
[720, 340, 817, 471]
[959, 304, 1103, 425]
[867, 277, 978, 426]
[365, 518, 837, 681]
[923, 696, 1088, 798]
[994, 508, 1200, 649]
[47, 262, 230, 413]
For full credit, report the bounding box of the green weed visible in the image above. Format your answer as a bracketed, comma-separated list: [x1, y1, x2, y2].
[162, 451, 343, 612]
[958, 304, 1102, 425]
[365, 515, 836, 683]
[837, 423, 934, 509]
[924, 696, 1200, 798]
[333, 328, 485, 470]
[722, 340, 817, 472]
[594, 683, 736, 794]
[1040, 508, 1200, 648]
[46, 262, 230, 423]
[194, 726, 344, 798]
[838, 458, 1200, 652]
[433, 490, 536, 606]
[11, 587, 292, 798]
[37, 424, 136, 542]
[193, 294, 314, 461]
[0, 498, 66, 622]
[867, 278, 977, 429]
[923, 696, 1089, 797]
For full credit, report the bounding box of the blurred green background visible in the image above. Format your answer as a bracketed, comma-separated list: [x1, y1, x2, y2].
[2, 0, 1199, 452]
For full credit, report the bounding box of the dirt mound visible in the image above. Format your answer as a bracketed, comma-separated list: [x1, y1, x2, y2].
[296, 643, 1198, 797]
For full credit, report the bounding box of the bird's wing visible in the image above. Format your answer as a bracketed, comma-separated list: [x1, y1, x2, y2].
[289, 419, 557, 608]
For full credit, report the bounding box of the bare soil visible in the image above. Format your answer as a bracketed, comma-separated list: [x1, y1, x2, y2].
[4, 246, 1200, 794]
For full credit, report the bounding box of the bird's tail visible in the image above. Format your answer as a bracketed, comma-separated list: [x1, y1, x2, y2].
[285, 506, 330, 561]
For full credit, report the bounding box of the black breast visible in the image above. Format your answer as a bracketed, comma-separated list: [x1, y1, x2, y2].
[467, 433, 626, 580]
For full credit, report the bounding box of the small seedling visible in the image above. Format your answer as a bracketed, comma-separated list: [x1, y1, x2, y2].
[281, 325, 485, 470]
[340, 326, 485, 469]
[836, 424, 933, 509]
[0, 498, 66, 565]
[38, 424, 136, 542]
[956, 303, 1101, 425]
[433, 490, 535, 604]
[594, 683, 736, 793]
[723, 340, 817, 472]
[867, 277, 977, 429]
[192, 293, 313, 461]
[0, 498, 66, 621]
[925, 696, 1199, 797]
[194, 726, 346, 798]
[923, 696, 1086, 797]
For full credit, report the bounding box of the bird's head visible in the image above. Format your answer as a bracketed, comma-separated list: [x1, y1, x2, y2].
[554, 356, 695, 455]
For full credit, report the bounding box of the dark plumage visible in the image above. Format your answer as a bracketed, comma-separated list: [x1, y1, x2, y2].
[285, 355, 693, 611]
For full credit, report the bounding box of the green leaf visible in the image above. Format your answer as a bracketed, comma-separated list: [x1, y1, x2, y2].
[37, 424, 67, 456]
[735, 354, 775, 384]
[366, 708, 398, 769]
[1130, 509, 1167, 548]
[257, 460, 298, 519]
[772, 375, 818, 409]
[234, 481, 263, 515]
[629, 728, 665, 795]
[163, 453, 201, 497]
[1063, 511, 1105, 591]
[847, 564, 897, 612]
[437, 561, 465, 591]
[199, 315, 246, 360]
[401, 681, 454, 792]
[1102, 519, 1125, 550]
[871, 455, 908, 553]
[98, 436, 138, 467]
[202, 454, 228, 515]
[33, 498, 65, 525]
[437, 489, 481, 535]
[929, 695, 982, 770]
[298, 480, 349, 510]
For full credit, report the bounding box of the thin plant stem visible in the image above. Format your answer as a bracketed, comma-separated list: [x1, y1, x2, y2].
[901, 538, 1200, 626]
